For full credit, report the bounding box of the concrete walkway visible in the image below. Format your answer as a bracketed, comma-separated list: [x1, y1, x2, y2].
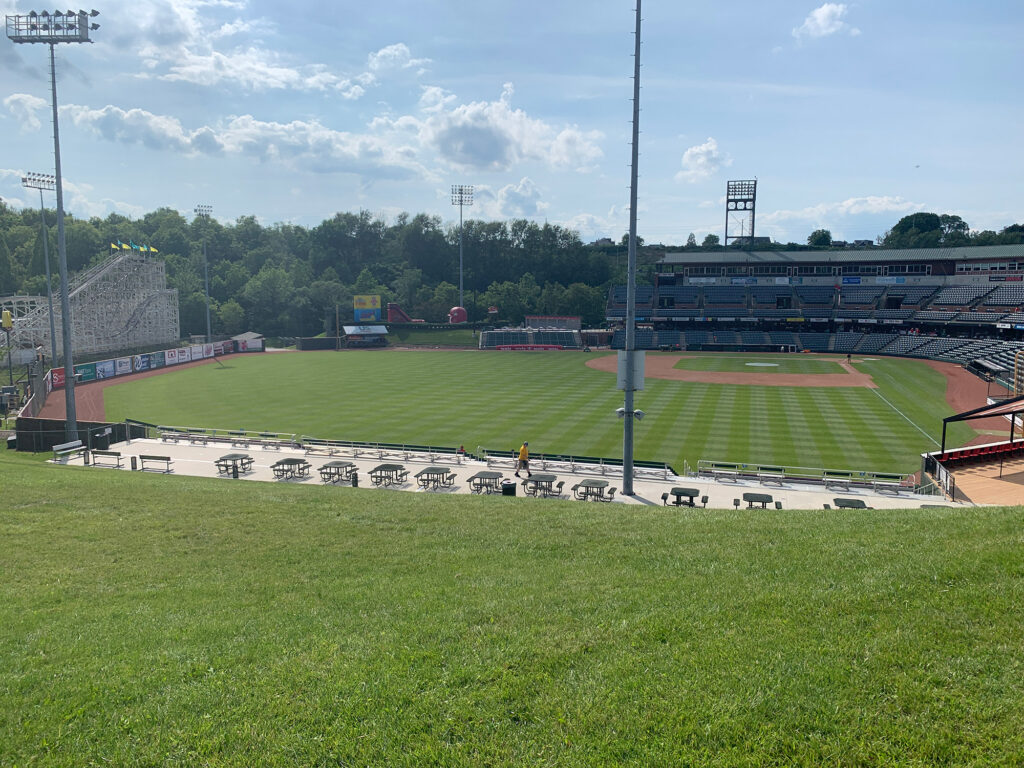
[55, 437, 968, 511]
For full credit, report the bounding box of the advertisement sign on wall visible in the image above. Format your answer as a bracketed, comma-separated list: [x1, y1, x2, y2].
[841, 277, 862, 285]
[179, 347, 192, 362]
[149, 351, 165, 368]
[116, 357, 132, 375]
[74, 362, 97, 382]
[190, 344, 204, 360]
[52, 367, 65, 388]
[95, 360, 116, 379]
[165, 348, 179, 365]
[133, 354, 150, 371]
[354, 294, 382, 322]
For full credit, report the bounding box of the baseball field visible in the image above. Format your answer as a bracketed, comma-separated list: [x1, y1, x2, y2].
[99, 350, 980, 474]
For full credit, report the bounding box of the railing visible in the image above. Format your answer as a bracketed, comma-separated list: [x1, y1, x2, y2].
[478, 447, 676, 480]
[694, 459, 915, 492]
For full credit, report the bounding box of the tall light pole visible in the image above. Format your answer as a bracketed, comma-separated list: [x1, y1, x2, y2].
[621, 0, 642, 496]
[21, 172, 59, 369]
[194, 205, 213, 342]
[7, 9, 100, 441]
[451, 185, 473, 309]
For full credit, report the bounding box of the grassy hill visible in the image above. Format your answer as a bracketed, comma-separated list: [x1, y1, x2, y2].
[2, 449, 1022, 765]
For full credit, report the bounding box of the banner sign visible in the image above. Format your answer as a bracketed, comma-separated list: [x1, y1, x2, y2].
[179, 347, 192, 362]
[774, 277, 791, 285]
[354, 294, 382, 322]
[150, 351, 165, 368]
[190, 344, 204, 360]
[53, 367, 65, 388]
[116, 357, 132, 375]
[841, 277, 862, 285]
[203, 343, 214, 358]
[730, 277, 757, 285]
[165, 348, 179, 365]
[877, 276, 907, 285]
[95, 360, 116, 379]
[246, 338, 263, 351]
[989, 275, 1023, 282]
[74, 363, 97, 382]
[133, 354, 150, 371]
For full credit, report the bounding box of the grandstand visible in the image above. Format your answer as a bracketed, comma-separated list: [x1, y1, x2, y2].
[605, 244, 1024, 377]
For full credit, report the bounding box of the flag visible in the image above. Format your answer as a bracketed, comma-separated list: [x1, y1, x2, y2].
[149, 246, 159, 254]
[120, 241, 130, 250]
[110, 242, 118, 251]
[130, 240, 140, 250]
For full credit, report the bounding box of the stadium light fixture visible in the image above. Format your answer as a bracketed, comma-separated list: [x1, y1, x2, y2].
[7, 8, 100, 441]
[21, 172, 59, 369]
[194, 205, 213, 343]
[620, 0, 642, 496]
[451, 184, 473, 310]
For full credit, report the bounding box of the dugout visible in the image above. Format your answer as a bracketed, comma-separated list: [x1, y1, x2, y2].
[343, 325, 388, 348]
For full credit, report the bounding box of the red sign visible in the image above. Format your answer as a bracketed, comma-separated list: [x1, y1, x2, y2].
[52, 367, 65, 388]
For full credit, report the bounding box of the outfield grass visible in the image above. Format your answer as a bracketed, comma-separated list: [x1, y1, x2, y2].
[2, 451, 1022, 766]
[102, 351, 976, 473]
[673, 353, 845, 374]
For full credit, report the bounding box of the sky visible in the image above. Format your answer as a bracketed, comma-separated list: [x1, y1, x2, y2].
[1, 0, 1021, 247]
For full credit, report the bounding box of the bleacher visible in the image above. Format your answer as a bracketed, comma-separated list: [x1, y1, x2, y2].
[981, 284, 1024, 307]
[656, 285, 701, 307]
[796, 333, 831, 351]
[954, 311, 1006, 323]
[913, 310, 958, 322]
[855, 334, 897, 353]
[704, 286, 748, 305]
[749, 286, 793, 306]
[887, 285, 939, 306]
[910, 337, 970, 360]
[838, 286, 885, 306]
[931, 285, 993, 307]
[833, 332, 863, 352]
[882, 335, 932, 356]
[794, 286, 835, 306]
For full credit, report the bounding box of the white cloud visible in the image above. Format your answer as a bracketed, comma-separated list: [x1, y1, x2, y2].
[675, 137, 730, 183]
[62, 103, 431, 179]
[495, 177, 547, 218]
[379, 83, 603, 173]
[762, 196, 924, 223]
[367, 43, 430, 74]
[792, 3, 860, 40]
[3, 93, 48, 132]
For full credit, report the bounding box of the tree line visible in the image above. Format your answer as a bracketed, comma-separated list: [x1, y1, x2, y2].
[1, 202, 1021, 338]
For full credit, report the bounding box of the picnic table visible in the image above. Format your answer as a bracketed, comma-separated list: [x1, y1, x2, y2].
[319, 460, 355, 484]
[216, 453, 253, 476]
[833, 497, 869, 509]
[468, 470, 504, 494]
[523, 472, 558, 497]
[415, 466, 456, 490]
[742, 492, 773, 509]
[572, 478, 613, 502]
[370, 463, 408, 487]
[667, 486, 700, 506]
[271, 457, 311, 479]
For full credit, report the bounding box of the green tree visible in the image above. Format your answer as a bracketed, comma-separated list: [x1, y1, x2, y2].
[702, 233, 720, 247]
[686, 232, 697, 248]
[0, 233, 14, 295]
[882, 212, 942, 248]
[807, 229, 833, 247]
[216, 299, 247, 336]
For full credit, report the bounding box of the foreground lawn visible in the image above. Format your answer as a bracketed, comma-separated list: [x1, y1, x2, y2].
[102, 351, 975, 474]
[2, 452, 1023, 766]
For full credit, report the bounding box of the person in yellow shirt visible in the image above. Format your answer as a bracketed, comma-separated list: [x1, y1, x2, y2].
[515, 441, 531, 478]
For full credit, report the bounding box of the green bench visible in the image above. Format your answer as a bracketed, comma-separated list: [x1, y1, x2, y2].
[140, 455, 173, 473]
[92, 450, 123, 468]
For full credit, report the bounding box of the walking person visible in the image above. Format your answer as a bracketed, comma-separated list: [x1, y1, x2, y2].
[515, 441, 531, 478]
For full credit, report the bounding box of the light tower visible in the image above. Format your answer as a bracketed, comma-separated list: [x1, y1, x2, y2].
[193, 205, 213, 342]
[451, 184, 473, 309]
[6, 8, 100, 440]
[21, 172, 59, 369]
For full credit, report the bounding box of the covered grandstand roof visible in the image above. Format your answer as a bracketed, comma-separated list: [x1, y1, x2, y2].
[658, 244, 1024, 267]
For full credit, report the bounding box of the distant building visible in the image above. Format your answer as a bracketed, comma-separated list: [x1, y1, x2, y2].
[589, 238, 615, 247]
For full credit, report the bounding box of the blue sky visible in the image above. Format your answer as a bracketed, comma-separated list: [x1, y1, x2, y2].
[1, 0, 1021, 246]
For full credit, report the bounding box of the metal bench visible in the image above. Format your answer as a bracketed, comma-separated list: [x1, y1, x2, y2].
[52, 440, 85, 462]
[91, 450, 123, 468]
[140, 455, 173, 473]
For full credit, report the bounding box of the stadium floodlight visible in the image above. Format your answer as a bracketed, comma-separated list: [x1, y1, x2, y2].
[21, 172, 59, 368]
[7, 8, 100, 441]
[194, 205, 213, 343]
[451, 184, 473, 310]
[620, 0, 642, 496]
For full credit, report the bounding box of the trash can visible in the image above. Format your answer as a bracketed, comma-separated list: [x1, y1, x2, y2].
[501, 479, 517, 497]
[131, 456, 138, 471]
[351, 471, 358, 488]
[5, 435, 16, 450]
